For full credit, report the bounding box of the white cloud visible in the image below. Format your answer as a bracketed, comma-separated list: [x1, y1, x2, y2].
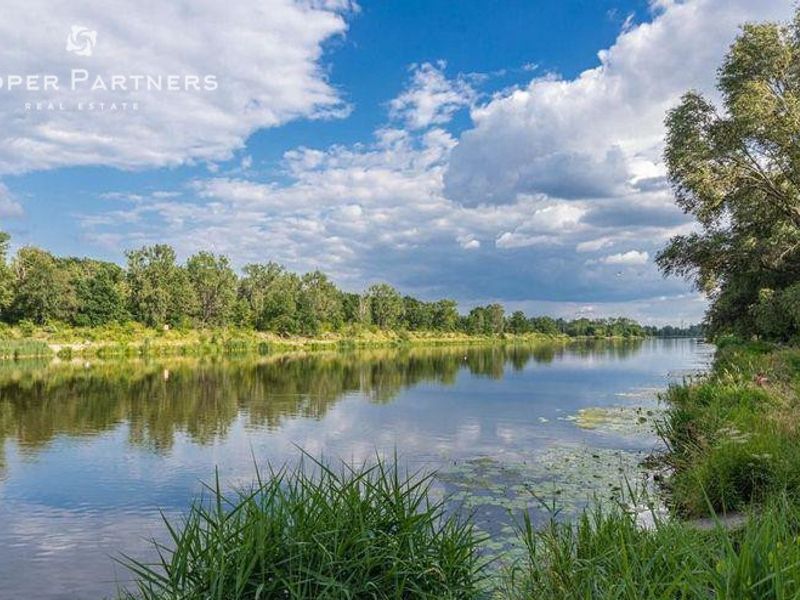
[389, 62, 475, 130]
[0, 0, 352, 174]
[576, 237, 614, 253]
[0, 184, 24, 218]
[75, 0, 795, 320]
[444, 0, 794, 207]
[457, 235, 481, 250]
[596, 250, 650, 266]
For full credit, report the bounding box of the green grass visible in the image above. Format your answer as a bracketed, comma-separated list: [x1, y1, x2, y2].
[503, 494, 800, 599]
[658, 343, 800, 516]
[119, 456, 486, 600]
[0, 338, 52, 359]
[0, 320, 572, 361]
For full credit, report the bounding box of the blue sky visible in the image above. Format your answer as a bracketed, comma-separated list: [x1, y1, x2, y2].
[0, 0, 793, 324]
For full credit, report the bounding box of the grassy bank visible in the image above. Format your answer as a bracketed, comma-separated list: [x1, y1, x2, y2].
[504, 340, 800, 598]
[659, 339, 800, 516]
[0, 321, 606, 360]
[117, 341, 800, 598]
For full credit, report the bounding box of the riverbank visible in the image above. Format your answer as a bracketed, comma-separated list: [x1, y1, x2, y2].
[659, 338, 800, 515]
[509, 339, 800, 597]
[114, 339, 800, 598]
[0, 322, 656, 360]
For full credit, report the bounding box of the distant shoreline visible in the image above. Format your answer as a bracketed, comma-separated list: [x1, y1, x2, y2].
[0, 325, 678, 361]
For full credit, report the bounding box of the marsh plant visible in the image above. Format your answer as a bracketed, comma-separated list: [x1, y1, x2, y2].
[119, 457, 486, 600]
[503, 494, 800, 599]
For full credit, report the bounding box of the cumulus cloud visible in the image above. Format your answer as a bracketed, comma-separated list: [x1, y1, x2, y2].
[444, 0, 793, 207]
[389, 62, 475, 130]
[0, 0, 352, 174]
[75, 0, 794, 323]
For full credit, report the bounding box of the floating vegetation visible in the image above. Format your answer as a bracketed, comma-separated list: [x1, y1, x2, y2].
[437, 443, 652, 560]
[573, 405, 661, 436]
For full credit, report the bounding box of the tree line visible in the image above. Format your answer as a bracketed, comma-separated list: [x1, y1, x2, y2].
[0, 232, 694, 338]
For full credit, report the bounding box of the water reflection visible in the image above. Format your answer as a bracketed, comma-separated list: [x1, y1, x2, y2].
[0, 339, 645, 458]
[0, 338, 712, 600]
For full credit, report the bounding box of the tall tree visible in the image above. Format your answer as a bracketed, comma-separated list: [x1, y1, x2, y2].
[126, 245, 195, 327]
[298, 271, 343, 334]
[367, 283, 404, 329]
[11, 247, 70, 324]
[260, 271, 301, 335]
[238, 262, 284, 329]
[186, 251, 237, 327]
[487, 303, 505, 335]
[507, 310, 530, 334]
[431, 299, 459, 331]
[402, 296, 432, 331]
[657, 9, 800, 339]
[70, 259, 127, 326]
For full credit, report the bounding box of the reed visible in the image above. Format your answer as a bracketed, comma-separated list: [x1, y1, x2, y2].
[119, 456, 486, 600]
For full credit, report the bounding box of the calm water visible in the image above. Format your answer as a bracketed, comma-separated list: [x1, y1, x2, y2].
[0, 339, 711, 599]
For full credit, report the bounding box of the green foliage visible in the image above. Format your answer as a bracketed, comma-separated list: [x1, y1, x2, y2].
[658, 9, 800, 340]
[72, 260, 128, 326]
[368, 283, 404, 329]
[126, 245, 196, 327]
[297, 271, 343, 334]
[186, 251, 237, 326]
[119, 457, 485, 600]
[11, 246, 71, 324]
[0, 232, 675, 339]
[465, 304, 505, 335]
[507, 311, 530, 334]
[0, 231, 13, 318]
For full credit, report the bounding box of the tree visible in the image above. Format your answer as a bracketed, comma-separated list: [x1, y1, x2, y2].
[261, 272, 301, 335]
[487, 303, 505, 335]
[657, 10, 800, 339]
[297, 271, 343, 334]
[431, 299, 459, 331]
[530, 316, 559, 335]
[126, 245, 196, 327]
[507, 310, 530, 334]
[342, 292, 372, 327]
[402, 296, 432, 331]
[466, 307, 486, 335]
[11, 247, 70, 324]
[0, 232, 13, 319]
[368, 283, 403, 330]
[186, 251, 237, 326]
[238, 262, 284, 329]
[72, 260, 127, 326]
[237, 263, 304, 333]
